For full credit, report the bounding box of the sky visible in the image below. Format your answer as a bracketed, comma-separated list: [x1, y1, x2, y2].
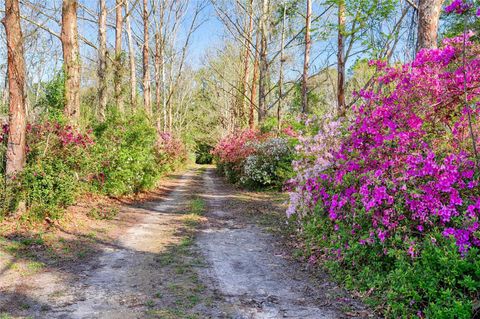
[0, 0, 419, 89]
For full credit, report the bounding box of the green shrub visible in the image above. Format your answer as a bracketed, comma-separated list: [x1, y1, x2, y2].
[92, 112, 163, 196]
[23, 160, 77, 220]
[195, 143, 213, 164]
[36, 71, 66, 121]
[0, 110, 187, 220]
[302, 212, 480, 318]
[19, 120, 94, 220]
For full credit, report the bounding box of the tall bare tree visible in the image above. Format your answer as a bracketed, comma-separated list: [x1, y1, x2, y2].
[142, 0, 152, 115]
[114, 0, 124, 113]
[301, 0, 312, 114]
[125, 0, 137, 107]
[61, 0, 80, 123]
[250, 31, 260, 129]
[241, 0, 254, 125]
[258, 0, 269, 123]
[417, 0, 444, 50]
[154, 31, 162, 130]
[337, 0, 346, 116]
[277, 0, 287, 131]
[3, 0, 27, 176]
[98, 0, 108, 120]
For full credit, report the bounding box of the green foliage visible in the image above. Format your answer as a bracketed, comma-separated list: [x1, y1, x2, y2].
[23, 160, 78, 220]
[91, 111, 162, 196]
[195, 143, 213, 164]
[0, 179, 22, 218]
[0, 110, 187, 220]
[36, 71, 66, 121]
[189, 198, 206, 215]
[302, 213, 480, 318]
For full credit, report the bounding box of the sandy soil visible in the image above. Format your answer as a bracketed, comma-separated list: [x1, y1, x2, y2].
[0, 167, 373, 319]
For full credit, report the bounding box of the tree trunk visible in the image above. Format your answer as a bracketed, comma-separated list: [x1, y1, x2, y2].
[125, 0, 137, 108]
[258, 0, 269, 123]
[3, 0, 27, 176]
[301, 0, 311, 114]
[142, 0, 151, 115]
[250, 31, 260, 129]
[154, 32, 161, 131]
[278, 1, 286, 132]
[61, 0, 80, 124]
[417, 0, 444, 50]
[98, 0, 107, 120]
[242, 0, 254, 126]
[162, 51, 167, 132]
[114, 0, 124, 113]
[337, 0, 346, 116]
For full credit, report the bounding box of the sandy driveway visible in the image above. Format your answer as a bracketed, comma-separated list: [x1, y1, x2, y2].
[0, 167, 370, 319]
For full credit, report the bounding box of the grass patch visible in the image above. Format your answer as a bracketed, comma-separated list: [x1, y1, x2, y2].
[189, 198, 205, 216]
[145, 194, 211, 318]
[87, 207, 119, 220]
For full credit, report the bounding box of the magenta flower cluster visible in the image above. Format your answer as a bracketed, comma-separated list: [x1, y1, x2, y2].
[445, 0, 473, 14]
[27, 122, 94, 149]
[288, 36, 480, 256]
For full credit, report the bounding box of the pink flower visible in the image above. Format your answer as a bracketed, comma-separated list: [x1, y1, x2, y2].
[445, 0, 472, 14]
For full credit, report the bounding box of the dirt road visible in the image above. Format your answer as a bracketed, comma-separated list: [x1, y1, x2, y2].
[0, 168, 370, 318]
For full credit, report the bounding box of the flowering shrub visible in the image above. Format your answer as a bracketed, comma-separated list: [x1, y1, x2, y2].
[213, 130, 294, 188]
[212, 129, 263, 182]
[241, 138, 293, 187]
[445, 0, 473, 14]
[157, 132, 188, 170]
[22, 121, 94, 219]
[92, 112, 186, 196]
[1, 111, 188, 219]
[287, 37, 480, 317]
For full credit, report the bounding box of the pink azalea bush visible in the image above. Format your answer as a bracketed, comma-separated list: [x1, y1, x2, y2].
[157, 132, 188, 170]
[212, 129, 265, 182]
[213, 130, 261, 166]
[213, 129, 294, 188]
[445, 0, 473, 14]
[1, 112, 188, 219]
[289, 34, 480, 253]
[287, 36, 480, 317]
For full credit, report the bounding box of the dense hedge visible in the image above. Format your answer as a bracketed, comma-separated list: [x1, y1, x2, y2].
[0, 111, 187, 220]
